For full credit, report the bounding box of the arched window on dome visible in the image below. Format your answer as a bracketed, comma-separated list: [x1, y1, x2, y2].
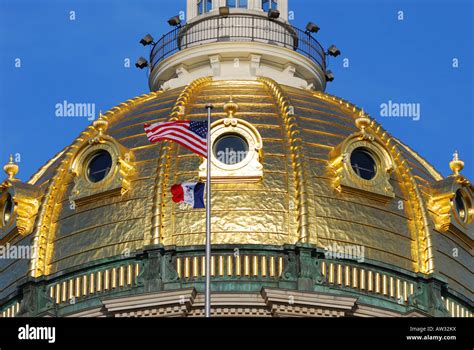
[350, 148, 377, 180]
[199, 100, 263, 183]
[69, 119, 136, 207]
[0, 185, 40, 237]
[428, 154, 473, 241]
[327, 115, 395, 202]
[0, 157, 40, 238]
[197, 0, 213, 15]
[262, 0, 278, 11]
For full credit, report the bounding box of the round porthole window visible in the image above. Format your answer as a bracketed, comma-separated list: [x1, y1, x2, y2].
[454, 189, 471, 224]
[2, 193, 14, 227]
[86, 150, 113, 183]
[213, 133, 249, 165]
[350, 148, 377, 180]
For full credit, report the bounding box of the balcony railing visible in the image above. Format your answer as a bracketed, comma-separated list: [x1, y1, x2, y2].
[150, 14, 327, 72]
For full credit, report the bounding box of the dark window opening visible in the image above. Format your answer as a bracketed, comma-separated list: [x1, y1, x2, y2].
[213, 133, 249, 165]
[454, 190, 468, 223]
[350, 148, 377, 180]
[86, 150, 113, 183]
[2, 194, 14, 226]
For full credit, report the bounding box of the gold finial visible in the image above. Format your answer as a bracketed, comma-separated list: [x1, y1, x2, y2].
[355, 110, 370, 138]
[449, 150, 464, 175]
[354, 111, 374, 141]
[4, 154, 19, 180]
[93, 114, 109, 136]
[223, 96, 238, 118]
[355, 111, 371, 132]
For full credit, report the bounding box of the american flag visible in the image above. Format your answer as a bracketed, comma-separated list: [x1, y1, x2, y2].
[144, 120, 208, 158]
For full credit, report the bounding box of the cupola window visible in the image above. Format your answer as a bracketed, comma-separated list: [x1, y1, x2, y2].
[227, 0, 248, 8]
[262, 0, 278, 11]
[197, 0, 213, 15]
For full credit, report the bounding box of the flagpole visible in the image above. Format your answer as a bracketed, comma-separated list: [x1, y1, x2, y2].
[205, 104, 213, 318]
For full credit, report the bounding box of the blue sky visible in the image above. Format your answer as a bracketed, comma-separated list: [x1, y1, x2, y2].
[0, 0, 472, 181]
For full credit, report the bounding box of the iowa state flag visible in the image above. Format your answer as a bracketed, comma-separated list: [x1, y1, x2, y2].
[171, 182, 205, 209]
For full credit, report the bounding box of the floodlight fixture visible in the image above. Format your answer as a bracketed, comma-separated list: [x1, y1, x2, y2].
[219, 7, 230, 17]
[327, 45, 341, 57]
[325, 70, 334, 82]
[268, 9, 280, 19]
[305, 22, 320, 34]
[168, 15, 181, 27]
[135, 57, 149, 69]
[139, 34, 154, 46]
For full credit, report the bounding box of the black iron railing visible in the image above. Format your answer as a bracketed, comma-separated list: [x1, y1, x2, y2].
[150, 14, 326, 72]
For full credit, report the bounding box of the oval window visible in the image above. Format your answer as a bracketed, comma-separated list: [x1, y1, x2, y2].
[86, 150, 113, 183]
[213, 133, 249, 165]
[350, 148, 377, 180]
[454, 189, 468, 224]
[2, 193, 14, 227]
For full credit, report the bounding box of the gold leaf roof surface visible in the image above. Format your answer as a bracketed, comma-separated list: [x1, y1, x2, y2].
[0, 79, 472, 303]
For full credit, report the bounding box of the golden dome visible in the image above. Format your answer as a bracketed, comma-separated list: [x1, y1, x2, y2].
[1, 78, 472, 317]
[1, 0, 472, 319]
